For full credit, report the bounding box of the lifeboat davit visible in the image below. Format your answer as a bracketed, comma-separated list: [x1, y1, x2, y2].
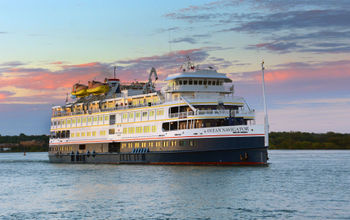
[71, 83, 88, 97]
[87, 80, 109, 95]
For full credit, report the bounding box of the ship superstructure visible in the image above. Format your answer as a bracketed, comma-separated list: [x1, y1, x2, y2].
[49, 60, 268, 165]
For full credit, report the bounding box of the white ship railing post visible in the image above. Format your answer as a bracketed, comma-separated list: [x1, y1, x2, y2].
[261, 61, 269, 147]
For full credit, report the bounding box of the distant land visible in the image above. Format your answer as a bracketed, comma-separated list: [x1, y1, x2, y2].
[0, 132, 349, 152]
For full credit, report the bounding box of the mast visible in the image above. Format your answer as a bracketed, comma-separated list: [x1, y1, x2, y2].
[261, 61, 269, 147]
[114, 66, 116, 79]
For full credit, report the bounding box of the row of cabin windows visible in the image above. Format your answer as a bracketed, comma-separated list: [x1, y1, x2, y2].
[122, 125, 157, 134]
[176, 79, 223, 86]
[52, 109, 165, 127]
[120, 140, 195, 149]
[50, 146, 74, 152]
[52, 130, 108, 139]
[52, 115, 109, 126]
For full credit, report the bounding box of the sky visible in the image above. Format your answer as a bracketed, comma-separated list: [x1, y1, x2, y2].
[0, 0, 349, 135]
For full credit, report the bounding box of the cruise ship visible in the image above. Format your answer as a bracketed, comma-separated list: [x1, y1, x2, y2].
[49, 60, 269, 165]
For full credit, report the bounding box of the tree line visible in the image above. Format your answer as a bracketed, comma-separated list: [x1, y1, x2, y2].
[269, 132, 350, 149]
[0, 132, 349, 152]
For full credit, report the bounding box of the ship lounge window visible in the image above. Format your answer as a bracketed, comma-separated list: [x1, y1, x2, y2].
[189, 79, 193, 85]
[208, 80, 212, 86]
[162, 122, 169, 131]
[179, 80, 183, 85]
[170, 121, 178, 131]
[199, 80, 202, 85]
[194, 80, 198, 85]
[203, 80, 207, 85]
[183, 80, 187, 85]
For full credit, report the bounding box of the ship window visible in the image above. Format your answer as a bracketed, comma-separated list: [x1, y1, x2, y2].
[122, 113, 128, 120]
[199, 80, 203, 85]
[66, 130, 70, 138]
[194, 80, 198, 85]
[189, 79, 193, 85]
[87, 132, 91, 136]
[144, 126, 150, 133]
[157, 109, 164, 116]
[109, 115, 116, 125]
[163, 141, 169, 147]
[92, 131, 96, 136]
[77, 118, 81, 124]
[162, 122, 169, 131]
[88, 117, 92, 123]
[136, 127, 142, 133]
[83, 117, 87, 123]
[79, 144, 86, 150]
[203, 80, 207, 85]
[100, 130, 106, 136]
[109, 129, 115, 135]
[183, 80, 187, 85]
[220, 80, 223, 85]
[152, 125, 156, 132]
[104, 115, 109, 121]
[99, 116, 103, 121]
[129, 112, 134, 119]
[170, 121, 178, 131]
[123, 128, 127, 134]
[128, 127, 134, 134]
[142, 111, 148, 117]
[208, 80, 212, 85]
[81, 132, 85, 137]
[179, 80, 183, 85]
[136, 112, 141, 118]
[149, 110, 155, 117]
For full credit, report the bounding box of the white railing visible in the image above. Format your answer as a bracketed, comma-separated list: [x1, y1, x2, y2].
[52, 101, 164, 117]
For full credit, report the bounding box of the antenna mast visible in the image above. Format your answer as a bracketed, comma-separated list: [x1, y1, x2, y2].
[113, 66, 116, 79]
[261, 61, 269, 147]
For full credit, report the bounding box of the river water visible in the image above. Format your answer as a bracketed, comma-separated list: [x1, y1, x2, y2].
[0, 150, 349, 219]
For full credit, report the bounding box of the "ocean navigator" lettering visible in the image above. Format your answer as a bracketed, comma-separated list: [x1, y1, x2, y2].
[204, 127, 249, 134]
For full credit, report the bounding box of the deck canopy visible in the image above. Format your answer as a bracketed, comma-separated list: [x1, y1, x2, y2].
[165, 69, 232, 82]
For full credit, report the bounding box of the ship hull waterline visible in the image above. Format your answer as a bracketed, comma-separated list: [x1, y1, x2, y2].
[49, 147, 268, 166]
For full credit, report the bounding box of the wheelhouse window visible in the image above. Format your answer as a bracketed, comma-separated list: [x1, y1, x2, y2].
[194, 80, 198, 85]
[199, 80, 203, 85]
[208, 80, 212, 86]
[179, 80, 183, 85]
[189, 79, 193, 85]
[183, 80, 187, 85]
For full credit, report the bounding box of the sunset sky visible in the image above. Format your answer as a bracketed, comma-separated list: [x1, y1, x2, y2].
[1, 0, 349, 135]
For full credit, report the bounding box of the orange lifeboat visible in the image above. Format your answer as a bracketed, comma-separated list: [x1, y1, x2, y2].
[71, 83, 88, 97]
[87, 80, 109, 95]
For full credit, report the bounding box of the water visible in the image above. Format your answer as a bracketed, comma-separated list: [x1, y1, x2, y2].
[0, 151, 349, 219]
